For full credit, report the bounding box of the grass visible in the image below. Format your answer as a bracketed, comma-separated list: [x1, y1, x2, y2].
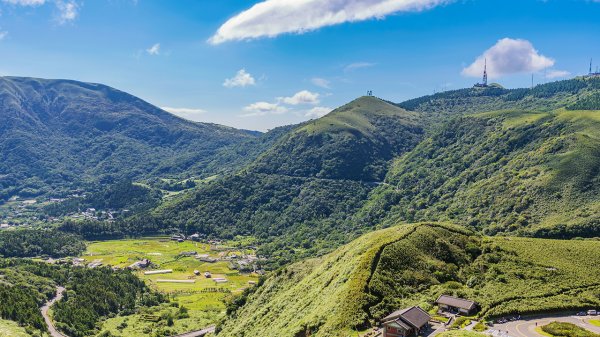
[217, 223, 600, 337]
[0, 319, 31, 337]
[589, 320, 600, 327]
[536, 326, 554, 337]
[83, 238, 259, 333]
[541, 322, 600, 337]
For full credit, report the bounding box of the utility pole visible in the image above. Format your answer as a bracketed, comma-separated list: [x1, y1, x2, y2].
[483, 58, 488, 86]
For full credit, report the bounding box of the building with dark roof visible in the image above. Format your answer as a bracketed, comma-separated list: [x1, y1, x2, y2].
[382, 306, 431, 337]
[435, 295, 478, 315]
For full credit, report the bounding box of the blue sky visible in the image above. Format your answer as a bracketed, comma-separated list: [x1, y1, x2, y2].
[0, 0, 599, 131]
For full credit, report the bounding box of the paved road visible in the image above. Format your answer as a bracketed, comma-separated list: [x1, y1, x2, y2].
[488, 313, 600, 337]
[41, 286, 68, 337]
[170, 325, 216, 337]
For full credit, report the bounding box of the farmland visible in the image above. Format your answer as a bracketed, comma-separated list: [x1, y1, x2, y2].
[80, 238, 259, 335]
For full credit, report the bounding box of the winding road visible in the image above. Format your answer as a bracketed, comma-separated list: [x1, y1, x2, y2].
[41, 286, 68, 337]
[487, 313, 600, 337]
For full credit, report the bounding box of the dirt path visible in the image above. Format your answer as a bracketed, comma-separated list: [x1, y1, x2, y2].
[40, 286, 68, 337]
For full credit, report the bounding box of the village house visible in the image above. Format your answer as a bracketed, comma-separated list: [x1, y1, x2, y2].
[382, 306, 431, 337]
[435, 295, 478, 315]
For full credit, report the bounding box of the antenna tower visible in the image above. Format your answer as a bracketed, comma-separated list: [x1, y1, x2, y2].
[483, 58, 488, 86]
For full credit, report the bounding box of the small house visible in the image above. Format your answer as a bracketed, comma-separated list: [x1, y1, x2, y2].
[382, 306, 431, 337]
[435, 295, 478, 315]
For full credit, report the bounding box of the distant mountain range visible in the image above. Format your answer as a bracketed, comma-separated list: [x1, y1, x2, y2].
[2, 75, 600, 265]
[0, 77, 261, 200]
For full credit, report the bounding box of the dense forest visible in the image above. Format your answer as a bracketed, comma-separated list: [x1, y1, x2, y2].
[0, 259, 165, 337]
[0, 77, 259, 201]
[0, 229, 85, 258]
[44, 180, 163, 216]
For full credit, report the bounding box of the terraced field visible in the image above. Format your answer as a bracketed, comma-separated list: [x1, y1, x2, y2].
[81, 238, 259, 336]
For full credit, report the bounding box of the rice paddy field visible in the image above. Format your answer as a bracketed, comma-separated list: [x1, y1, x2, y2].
[80, 238, 259, 336]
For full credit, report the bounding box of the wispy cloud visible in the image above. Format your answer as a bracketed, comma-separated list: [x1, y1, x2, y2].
[462, 38, 557, 79]
[223, 69, 256, 88]
[280, 90, 320, 105]
[305, 106, 332, 118]
[209, 0, 451, 44]
[56, 0, 78, 24]
[311, 77, 331, 89]
[2, 0, 79, 24]
[545, 70, 570, 79]
[146, 43, 160, 55]
[1, 0, 46, 5]
[241, 101, 288, 117]
[344, 62, 376, 72]
[161, 107, 207, 121]
[0, 31, 8, 40]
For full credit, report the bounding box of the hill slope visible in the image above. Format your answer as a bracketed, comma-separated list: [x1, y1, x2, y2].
[0, 76, 257, 200]
[149, 97, 424, 265]
[250, 96, 422, 181]
[355, 107, 600, 238]
[217, 223, 600, 337]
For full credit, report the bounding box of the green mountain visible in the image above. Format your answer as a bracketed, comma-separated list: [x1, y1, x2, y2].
[217, 223, 600, 337]
[250, 96, 422, 181]
[0, 76, 258, 200]
[148, 97, 424, 265]
[356, 78, 600, 239]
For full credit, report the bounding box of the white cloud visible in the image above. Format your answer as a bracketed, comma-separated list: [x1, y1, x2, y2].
[209, 0, 450, 44]
[161, 107, 207, 121]
[56, 0, 78, 24]
[223, 69, 256, 88]
[546, 70, 570, 79]
[462, 38, 556, 79]
[0, 31, 7, 40]
[1, 0, 45, 5]
[305, 106, 332, 118]
[311, 77, 331, 89]
[344, 62, 376, 72]
[242, 101, 288, 117]
[146, 43, 160, 55]
[280, 90, 320, 105]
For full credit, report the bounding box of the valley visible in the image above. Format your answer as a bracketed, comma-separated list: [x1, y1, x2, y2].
[0, 76, 599, 337]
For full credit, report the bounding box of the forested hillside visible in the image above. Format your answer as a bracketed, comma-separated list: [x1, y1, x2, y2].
[216, 223, 600, 337]
[355, 108, 600, 238]
[0, 77, 259, 200]
[148, 97, 425, 266]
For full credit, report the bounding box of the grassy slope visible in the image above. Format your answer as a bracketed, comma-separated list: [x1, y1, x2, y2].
[216, 223, 600, 337]
[355, 107, 600, 237]
[249, 96, 423, 181]
[153, 97, 424, 266]
[0, 319, 31, 337]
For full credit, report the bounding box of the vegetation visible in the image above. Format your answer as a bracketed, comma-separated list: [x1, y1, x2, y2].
[53, 267, 164, 337]
[0, 76, 259, 201]
[355, 107, 600, 238]
[541, 322, 600, 337]
[44, 180, 162, 216]
[216, 223, 600, 337]
[0, 229, 85, 258]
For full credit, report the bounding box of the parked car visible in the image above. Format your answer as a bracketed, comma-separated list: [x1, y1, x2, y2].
[588, 310, 598, 316]
[577, 311, 587, 316]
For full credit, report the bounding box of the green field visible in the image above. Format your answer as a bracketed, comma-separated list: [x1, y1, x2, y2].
[0, 319, 31, 337]
[81, 238, 259, 335]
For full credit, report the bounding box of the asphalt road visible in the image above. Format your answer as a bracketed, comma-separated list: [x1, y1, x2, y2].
[488, 313, 600, 337]
[169, 325, 216, 337]
[41, 286, 68, 337]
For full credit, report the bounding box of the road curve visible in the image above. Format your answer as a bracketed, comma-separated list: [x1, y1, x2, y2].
[41, 286, 68, 337]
